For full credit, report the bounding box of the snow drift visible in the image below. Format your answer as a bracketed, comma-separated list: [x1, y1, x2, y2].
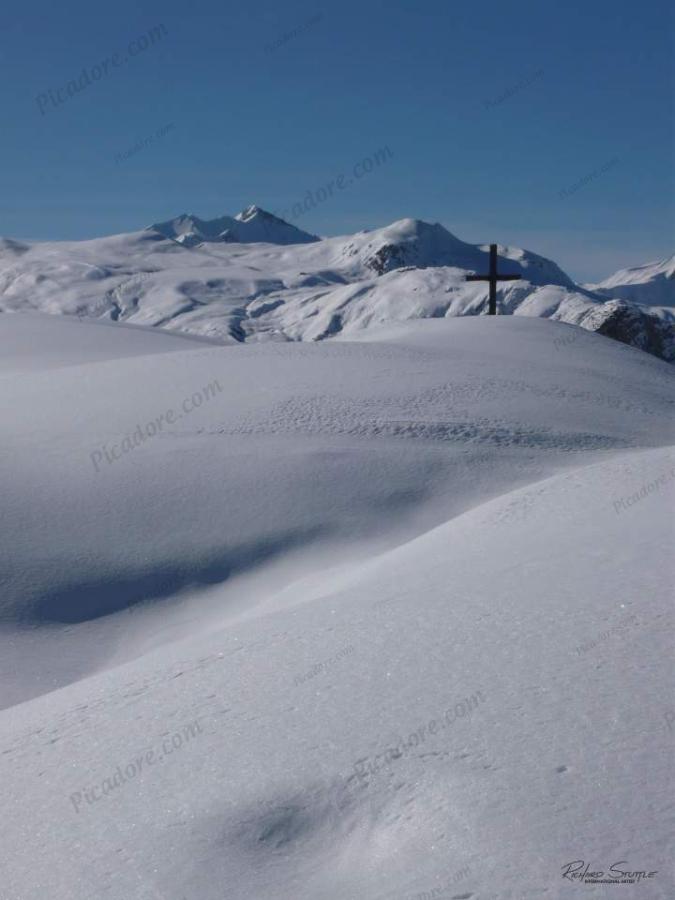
[0, 311, 673, 898]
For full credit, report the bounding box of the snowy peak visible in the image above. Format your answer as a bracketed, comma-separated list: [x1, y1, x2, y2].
[235, 204, 261, 222]
[229, 205, 319, 244]
[235, 204, 269, 223]
[587, 253, 675, 306]
[351, 218, 484, 275]
[341, 217, 575, 288]
[147, 212, 226, 248]
[148, 206, 319, 247]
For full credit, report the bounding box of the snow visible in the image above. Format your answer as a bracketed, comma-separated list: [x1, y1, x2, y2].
[587, 254, 675, 307]
[149, 205, 319, 247]
[0, 311, 213, 373]
[0, 210, 672, 361]
[1, 311, 673, 899]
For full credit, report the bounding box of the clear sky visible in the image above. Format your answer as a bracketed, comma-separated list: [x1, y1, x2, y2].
[1, 0, 672, 282]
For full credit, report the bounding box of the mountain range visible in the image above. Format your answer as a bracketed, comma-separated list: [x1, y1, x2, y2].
[0, 205, 672, 360]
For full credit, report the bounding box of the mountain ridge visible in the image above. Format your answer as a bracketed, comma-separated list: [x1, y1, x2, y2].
[585, 254, 675, 307]
[0, 207, 672, 360]
[148, 205, 320, 247]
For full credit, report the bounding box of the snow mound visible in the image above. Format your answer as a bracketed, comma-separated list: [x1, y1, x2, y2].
[1, 427, 672, 898]
[0, 311, 212, 373]
[0, 237, 31, 257]
[0, 313, 673, 898]
[1, 313, 672, 704]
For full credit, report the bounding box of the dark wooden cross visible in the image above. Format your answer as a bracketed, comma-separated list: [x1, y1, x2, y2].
[466, 243, 521, 315]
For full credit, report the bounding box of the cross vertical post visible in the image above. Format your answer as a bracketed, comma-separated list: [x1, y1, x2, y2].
[465, 243, 522, 315]
[488, 243, 497, 316]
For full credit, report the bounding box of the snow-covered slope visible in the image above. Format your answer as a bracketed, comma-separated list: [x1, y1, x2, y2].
[573, 298, 675, 364]
[587, 254, 675, 307]
[1, 313, 673, 899]
[0, 210, 672, 360]
[334, 217, 575, 287]
[0, 310, 214, 373]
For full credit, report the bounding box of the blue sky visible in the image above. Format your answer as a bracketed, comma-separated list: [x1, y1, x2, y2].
[1, 0, 672, 281]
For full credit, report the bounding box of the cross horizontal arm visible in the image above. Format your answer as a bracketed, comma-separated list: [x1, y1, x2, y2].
[465, 274, 489, 282]
[495, 274, 522, 281]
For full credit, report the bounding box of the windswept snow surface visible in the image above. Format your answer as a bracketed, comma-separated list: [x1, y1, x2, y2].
[1, 313, 674, 899]
[0, 310, 214, 373]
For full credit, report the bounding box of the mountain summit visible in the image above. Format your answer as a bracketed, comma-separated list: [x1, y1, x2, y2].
[148, 206, 319, 247]
[342, 217, 575, 288]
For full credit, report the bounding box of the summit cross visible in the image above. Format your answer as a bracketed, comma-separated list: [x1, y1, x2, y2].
[466, 243, 521, 315]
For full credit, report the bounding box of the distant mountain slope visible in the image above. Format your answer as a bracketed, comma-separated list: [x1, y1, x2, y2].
[0, 209, 672, 360]
[334, 218, 576, 287]
[148, 205, 319, 246]
[586, 254, 675, 307]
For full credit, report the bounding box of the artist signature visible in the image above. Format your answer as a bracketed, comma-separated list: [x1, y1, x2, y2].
[561, 861, 658, 883]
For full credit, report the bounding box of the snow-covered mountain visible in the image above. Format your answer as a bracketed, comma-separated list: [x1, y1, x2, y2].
[149, 205, 319, 246]
[335, 217, 576, 286]
[586, 254, 675, 307]
[0, 207, 672, 360]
